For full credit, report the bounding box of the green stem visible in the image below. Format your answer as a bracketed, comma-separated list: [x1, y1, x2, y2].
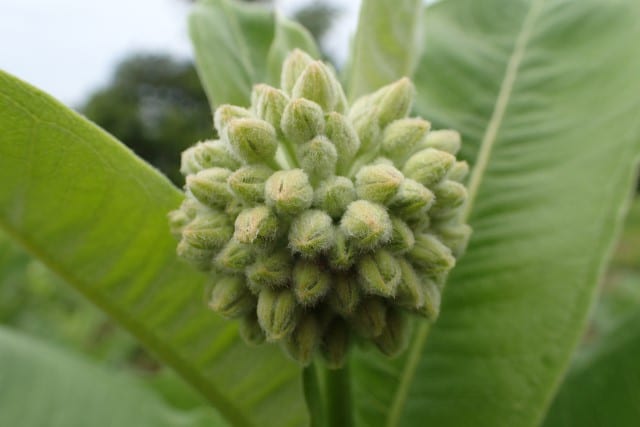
[326, 361, 354, 427]
[303, 363, 325, 427]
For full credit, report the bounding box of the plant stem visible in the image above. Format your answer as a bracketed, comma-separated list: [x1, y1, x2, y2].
[325, 361, 354, 427]
[303, 363, 325, 427]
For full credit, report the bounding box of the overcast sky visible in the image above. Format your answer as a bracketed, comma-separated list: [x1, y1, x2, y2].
[0, 0, 361, 106]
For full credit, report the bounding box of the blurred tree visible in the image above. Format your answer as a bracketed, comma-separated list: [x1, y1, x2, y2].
[81, 55, 213, 184]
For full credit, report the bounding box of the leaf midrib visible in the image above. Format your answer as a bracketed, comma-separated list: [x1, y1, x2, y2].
[384, 1, 547, 425]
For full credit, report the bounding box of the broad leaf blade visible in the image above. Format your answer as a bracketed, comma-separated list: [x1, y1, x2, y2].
[346, 0, 423, 100]
[0, 71, 308, 427]
[0, 327, 226, 427]
[351, 0, 640, 426]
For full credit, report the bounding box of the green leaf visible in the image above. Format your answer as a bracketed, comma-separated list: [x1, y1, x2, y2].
[346, 0, 423, 100]
[189, 0, 318, 109]
[0, 326, 226, 427]
[0, 70, 308, 427]
[351, 0, 640, 426]
[542, 308, 640, 426]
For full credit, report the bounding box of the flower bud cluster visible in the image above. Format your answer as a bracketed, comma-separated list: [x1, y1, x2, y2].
[170, 49, 471, 368]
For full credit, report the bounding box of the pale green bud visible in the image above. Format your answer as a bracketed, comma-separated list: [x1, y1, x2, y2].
[239, 312, 266, 345]
[168, 209, 192, 239]
[395, 258, 424, 309]
[388, 179, 435, 219]
[314, 176, 356, 219]
[226, 118, 278, 164]
[388, 217, 415, 254]
[257, 288, 299, 341]
[448, 161, 469, 183]
[293, 260, 331, 306]
[414, 278, 441, 320]
[321, 318, 350, 370]
[176, 238, 215, 270]
[403, 148, 455, 187]
[357, 249, 402, 297]
[186, 168, 232, 209]
[340, 200, 392, 250]
[351, 114, 381, 158]
[214, 239, 255, 273]
[409, 234, 456, 274]
[227, 164, 272, 204]
[328, 273, 361, 317]
[435, 223, 472, 258]
[234, 205, 278, 244]
[246, 250, 293, 291]
[182, 213, 233, 250]
[431, 180, 467, 217]
[373, 308, 409, 357]
[376, 78, 414, 127]
[283, 314, 320, 366]
[325, 112, 360, 172]
[180, 140, 240, 175]
[209, 276, 256, 319]
[292, 61, 338, 111]
[178, 198, 200, 220]
[355, 163, 403, 204]
[349, 297, 387, 338]
[288, 210, 334, 258]
[281, 49, 314, 95]
[251, 84, 289, 132]
[328, 228, 356, 270]
[265, 169, 314, 216]
[298, 136, 337, 181]
[420, 129, 461, 155]
[381, 118, 431, 165]
[281, 98, 325, 144]
[214, 105, 253, 136]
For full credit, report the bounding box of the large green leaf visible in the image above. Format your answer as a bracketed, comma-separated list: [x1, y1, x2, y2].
[0, 326, 226, 427]
[346, 0, 423, 100]
[0, 71, 308, 427]
[189, 0, 318, 109]
[351, 0, 640, 426]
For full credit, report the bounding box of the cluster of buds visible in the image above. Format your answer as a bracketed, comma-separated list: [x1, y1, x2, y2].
[169, 49, 471, 368]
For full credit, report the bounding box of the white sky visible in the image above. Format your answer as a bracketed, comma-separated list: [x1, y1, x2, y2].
[0, 0, 434, 107]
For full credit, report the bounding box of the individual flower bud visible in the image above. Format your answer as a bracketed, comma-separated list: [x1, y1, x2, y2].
[340, 200, 392, 250]
[298, 136, 338, 181]
[414, 278, 441, 320]
[234, 205, 278, 244]
[186, 168, 233, 209]
[328, 228, 356, 270]
[349, 297, 387, 338]
[355, 163, 404, 204]
[388, 217, 415, 254]
[180, 140, 240, 175]
[227, 164, 272, 204]
[403, 148, 455, 187]
[376, 78, 414, 127]
[293, 260, 332, 306]
[325, 112, 360, 172]
[239, 312, 266, 345]
[281, 49, 314, 95]
[214, 239, 255, 273]
[431, 180, 467, 216]
[351, 115, 381, 158]
[314, 176, 356, 219]
[288, 210, 334, 257]
[176, 238, 215, 270]
[168, 209, 192, 239]
[178, 198, 200, 220]
[420, 129, 461, 155]
[246, 249, 293, 291]
[251, 84, 289, 132]
[373, 308, 409, 357]
[226, 118, 278, 164]
[214, 105, 253, 136]
[435, 223, 472, 258]
[381, 118, 431, 165]
[283, 314, 321, 366]
[209, 276, 256, 319]
[264, 169, 314, 216]
[409, 233, 456, 274]
[281, 98, 325, 144]
[182, 213, 233, 250]
[257, 288, 299, 341]
[292, 61, 338, 111]
[328, 273, 360, 317]
[448, 160, 469, 183]
[321, 318, 350, 369]
[388, 179, 435, 219]
[357, 250, 402, 297]
[395, 258, 424, 309]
